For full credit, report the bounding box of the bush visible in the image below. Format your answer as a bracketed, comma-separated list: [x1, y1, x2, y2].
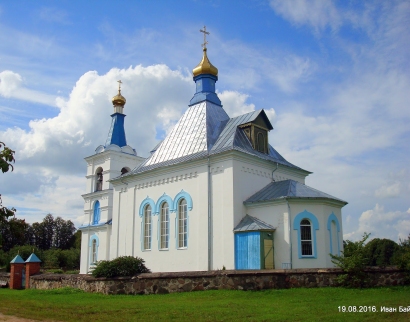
[60, 248, 80, 270]
[331, 233, 370, 288]
[43, 249, 61, 269]
[91, 256, 150, 278]
[364, 238, 400, 267]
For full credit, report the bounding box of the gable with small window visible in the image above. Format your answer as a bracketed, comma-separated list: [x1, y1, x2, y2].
[238, 110, 273, 154]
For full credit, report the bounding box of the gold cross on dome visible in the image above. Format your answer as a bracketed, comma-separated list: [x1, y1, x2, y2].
[117, 80, 122, 92]
[200, 26, 210, 49]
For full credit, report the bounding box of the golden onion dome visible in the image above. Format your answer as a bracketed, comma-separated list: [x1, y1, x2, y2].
[192, 48, 218, 77]
[112, 90, 126, 106]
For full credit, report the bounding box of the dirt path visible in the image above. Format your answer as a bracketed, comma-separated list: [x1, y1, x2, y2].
[0, 313, 49, 322]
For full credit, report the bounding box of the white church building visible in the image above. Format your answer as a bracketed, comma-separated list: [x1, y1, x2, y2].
[79, 39, 347, 274]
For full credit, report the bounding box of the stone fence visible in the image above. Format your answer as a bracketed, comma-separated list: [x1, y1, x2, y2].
[0, 272, 9, 287]
[28, 267, 407, 295]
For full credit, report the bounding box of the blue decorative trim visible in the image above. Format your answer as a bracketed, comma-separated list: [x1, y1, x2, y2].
[155, 193, 174, 214]
[293, 210, 319, 259]
[327, 212, 341, 256]
[89, 234, 99, 247]
[173, 190, 193, 211]
[139, 197, 156, 217]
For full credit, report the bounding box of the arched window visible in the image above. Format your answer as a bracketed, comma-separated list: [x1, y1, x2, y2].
[93, 200, 100, 225]
[327, 213, 341, 256]
[89, 234, 99, 265]
[144, 204, 152, 250]
[178, 199, 188, 248]
[293, 210, 319, 259]
[160, 202, 169, 249]
[95, 167, 103, 191]
[300, 219, 312, 256]
[92, 239, 97, 263]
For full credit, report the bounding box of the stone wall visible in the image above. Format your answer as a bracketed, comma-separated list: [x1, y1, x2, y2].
[0, 272, 9, 287]
[30, 267, 407, 295]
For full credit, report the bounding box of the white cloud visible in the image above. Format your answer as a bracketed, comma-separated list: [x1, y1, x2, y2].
[269, 0, 342, 32]
[0, 64, 257, 224]
[0, 70, 58, 106]
[218, 41, 313, 93]
[344, 204, 410, 242]
[375, 182, 401, 198]
[218, 91, 256, 117]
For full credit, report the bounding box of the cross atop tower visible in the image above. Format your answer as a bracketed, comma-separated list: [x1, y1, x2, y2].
[200, 26, 210, 49]
[117, 80, 122, 93]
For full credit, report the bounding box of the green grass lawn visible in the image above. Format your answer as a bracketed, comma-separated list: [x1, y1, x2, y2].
[0, 287, 409, 321]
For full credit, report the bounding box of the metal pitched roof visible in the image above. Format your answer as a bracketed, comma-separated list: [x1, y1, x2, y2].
[130, 107, 306, 175]
[10, 255, 25, 264]
[210, 111, 302, 169]
[244, 179, 347, 205]
[26, 253, 41, 263]
[234, 214, 276, 232]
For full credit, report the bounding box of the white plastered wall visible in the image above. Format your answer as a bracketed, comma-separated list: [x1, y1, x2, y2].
[109, 160, 210, 273]
[246, 202, 290, 269]
[288, 201, 344, 269]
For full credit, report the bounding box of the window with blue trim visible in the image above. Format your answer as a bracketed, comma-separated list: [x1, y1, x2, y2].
[93, 200, 100, 225]
[293, 211, 319, 259]
[89, 235, 99, 264]
[300, 219, 312, 256]
[178, 199, 188, 248]
[160, 202, 169, 249]
[144, 204, 152, 250]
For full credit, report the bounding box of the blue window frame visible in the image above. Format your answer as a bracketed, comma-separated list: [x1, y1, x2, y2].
[93, 200, 100, 225]
[293, 210, 319, 258]
[327, 213, 341, 256]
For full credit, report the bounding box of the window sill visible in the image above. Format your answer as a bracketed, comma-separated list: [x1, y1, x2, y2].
[159, 248, 169, 251]
[177, 247, 187, 250]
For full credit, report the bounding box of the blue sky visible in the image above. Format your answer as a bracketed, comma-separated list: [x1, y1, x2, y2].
[0, 0, 409, 242]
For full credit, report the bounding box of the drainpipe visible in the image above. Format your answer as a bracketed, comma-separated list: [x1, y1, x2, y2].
[286, 199, 292, 269]
[207, 157, 212, 271]
[271, 163, 279, 182]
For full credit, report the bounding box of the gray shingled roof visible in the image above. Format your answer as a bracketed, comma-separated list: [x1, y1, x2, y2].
[129, 105, 305, 175]
[234, 214, 276, 232]
[244, 179, 347, 205]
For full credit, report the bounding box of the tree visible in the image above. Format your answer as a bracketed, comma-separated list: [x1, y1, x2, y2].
[0, 217, 29, 252]
[364, 238, 400, 267]
[31, 214, 76, 250]
[0, 141, 16, 219]
[53, 216, 76, 249]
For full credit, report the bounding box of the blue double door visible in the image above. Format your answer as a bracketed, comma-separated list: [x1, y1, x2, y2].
[234, 231, 274, 270]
